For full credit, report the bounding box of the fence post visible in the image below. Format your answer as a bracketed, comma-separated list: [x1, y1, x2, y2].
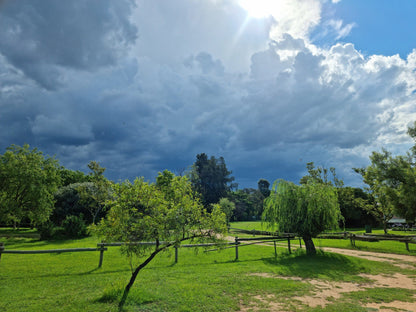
[0, 242, 4, 262]
[405, 241, 409, 251]
[274, 241, 277, 257]
[350, 234, 355, 247]
[287, 237, 291, 254]
[299, 237, 302, 249]
[235, 237, 239, 260]
[175, 246, 178, 263]
[98, 241, 105, 268]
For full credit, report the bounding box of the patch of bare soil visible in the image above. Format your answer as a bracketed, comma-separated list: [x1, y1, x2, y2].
[365, 295, 416, 312]
[242, 255, 416, 311]
[239, 294, 285, 312]
[228, 236, 416, 310]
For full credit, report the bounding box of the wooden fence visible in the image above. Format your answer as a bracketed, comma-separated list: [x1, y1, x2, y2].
[0, 242, 107, 266]
[1, 230, 414, 268]
[0, 235, 298, 267]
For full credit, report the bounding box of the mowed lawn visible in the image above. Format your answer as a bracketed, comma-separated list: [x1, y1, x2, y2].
[1, 226, 416, 311]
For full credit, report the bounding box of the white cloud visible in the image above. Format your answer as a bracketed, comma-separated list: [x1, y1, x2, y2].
[267, 0, 322, 40]
[327, 19, 356, 39]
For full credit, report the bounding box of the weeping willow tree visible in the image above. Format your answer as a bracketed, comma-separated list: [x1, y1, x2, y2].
[263, 179, 342, 255]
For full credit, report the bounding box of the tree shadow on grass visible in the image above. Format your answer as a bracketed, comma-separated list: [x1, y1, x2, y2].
[262, 250, 371, 281]
[95, 282, 160, 311]
[4, 266, 132, 281]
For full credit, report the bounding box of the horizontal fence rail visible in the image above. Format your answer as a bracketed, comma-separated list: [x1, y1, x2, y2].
[1, 229, 415, 268]
[0, 242, 107, 266]
[315, 231, 416, 251]
[0, 247, 106, 254]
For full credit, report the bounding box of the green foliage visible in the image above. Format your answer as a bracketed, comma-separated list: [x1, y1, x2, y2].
[408, 120, 416, 156]
[257, 178, 271, 197]
[263, 180, 341, 237]
[355, 150, 407, 232]
[212, 197, 235, 225]
[93, 170, 227, 308]
[300, 162, 344, 187]
[38, 221, 58, 240]
[355, 122, 416, 231]
[337, 187, 376, 228]
[189, 153, 235, 209]
[263, 179, 341, 254]
[53, 182, 97, 225]
[228, 188, 265, 221]
[62, 214, 88, 238]
[95, 173, 226, 255]
[59, 167, 91, 186]
[77, 161, 112, 224]
[0, 144, 61, 227]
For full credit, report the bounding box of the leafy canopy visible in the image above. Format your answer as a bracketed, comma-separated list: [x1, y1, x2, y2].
[263, 179, 341, 238]
[189, 153, 236, 208]
[94, 170, 227, 308]
[0, 144, 60, 227]
[94, 170, 227, 258]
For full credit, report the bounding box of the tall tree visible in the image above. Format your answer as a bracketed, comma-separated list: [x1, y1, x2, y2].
[300, 162, 343, 187]
[257, 179, 271, 197]
[94, 171, 226, 309]
[337, 187, 375, 228]
[263, 179, 341, 255]
[0, 144, 61, 227]
[355, 122, 416, 229]
[354, 149, 416, 232]
[189, 153, 235, 208]
[228, 188, 265, 221]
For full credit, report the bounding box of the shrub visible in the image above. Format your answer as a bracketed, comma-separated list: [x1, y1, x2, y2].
[38, 221, 57, 240]
[62, 214, 88, 238]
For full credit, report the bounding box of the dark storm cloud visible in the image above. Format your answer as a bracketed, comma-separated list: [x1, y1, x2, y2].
[0, 0, 137, 89]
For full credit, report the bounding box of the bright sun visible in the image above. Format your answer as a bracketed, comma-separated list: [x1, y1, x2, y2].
[238, 0, 281, 18]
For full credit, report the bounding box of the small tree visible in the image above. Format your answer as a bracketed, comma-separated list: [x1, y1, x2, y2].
[263, 179, 341, 255]
[94, 171, 227, 309]
[213, 197, 235, 226]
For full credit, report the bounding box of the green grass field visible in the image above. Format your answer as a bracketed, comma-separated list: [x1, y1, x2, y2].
[1, 225, 415, 311]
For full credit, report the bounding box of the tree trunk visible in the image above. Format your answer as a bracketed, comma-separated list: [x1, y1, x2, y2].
[118, 248, 162, 310]
[383, 222, 388, 234]
[118, 235, 197, 310]
[303, 236, 316, 255]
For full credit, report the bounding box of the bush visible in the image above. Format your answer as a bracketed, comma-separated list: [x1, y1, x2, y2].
[62, 215, 88, 238]
[38, 221, 57, 240]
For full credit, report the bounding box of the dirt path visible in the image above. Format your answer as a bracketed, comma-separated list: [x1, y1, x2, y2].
[320, 247, 416, 269]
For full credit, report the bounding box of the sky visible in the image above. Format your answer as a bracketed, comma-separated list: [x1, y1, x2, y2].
[1, 0, 416, 189]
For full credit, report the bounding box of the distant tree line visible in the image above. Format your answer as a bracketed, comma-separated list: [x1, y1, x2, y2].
[2, 121, 416, 238]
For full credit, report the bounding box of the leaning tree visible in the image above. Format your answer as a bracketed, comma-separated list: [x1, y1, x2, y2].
[93, 170, 227, 309]
[262, 179, 342, 255]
